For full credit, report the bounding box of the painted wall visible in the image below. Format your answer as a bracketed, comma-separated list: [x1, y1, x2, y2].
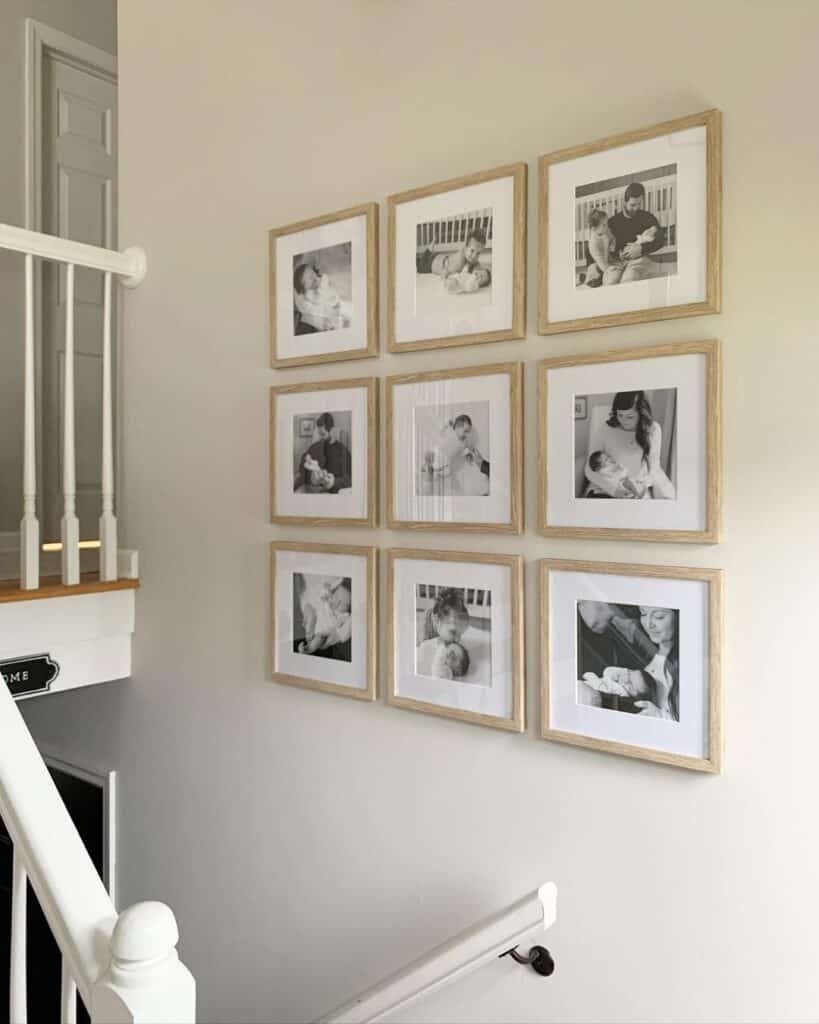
[0, 0, 116, 534]
[22, 2, 819, 1021]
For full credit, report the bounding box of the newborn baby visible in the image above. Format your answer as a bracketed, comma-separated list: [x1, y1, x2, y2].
[588, 450, 646, 498]
[444, 266, 492, 295]
[302, 454, 334, 490]
[429, 639, 470, 680]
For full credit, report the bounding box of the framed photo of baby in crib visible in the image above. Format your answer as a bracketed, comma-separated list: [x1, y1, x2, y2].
[271, 541, 377, 701]
[386, 549, 525, 732]
[538, 109, 721, 335]
[270, 377, 378, 527]
[537, 340, 722, 543]
[386, 362, 523, 534]
[269, 202, 378, 368]
[387, 163, 527, 353]
[540, 559, 723, 772]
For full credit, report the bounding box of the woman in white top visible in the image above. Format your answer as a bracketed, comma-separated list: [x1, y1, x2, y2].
[585, 390, 676, 499]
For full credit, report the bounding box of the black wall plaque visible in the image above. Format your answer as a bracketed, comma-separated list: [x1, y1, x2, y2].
[1, 654, 60, 698]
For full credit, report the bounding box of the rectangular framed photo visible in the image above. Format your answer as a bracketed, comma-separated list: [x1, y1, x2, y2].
[271, 541, 377, 701]
[271, 377, 377, 527]
[386, 362, 523, 533]
[388, 163, 526, 353]
[538, 340, 721, 543]
[540, 559, 723, 773]
[270, 202, 378, 368]
[387, 548, 524, 732]
[539, 109, 721, 334]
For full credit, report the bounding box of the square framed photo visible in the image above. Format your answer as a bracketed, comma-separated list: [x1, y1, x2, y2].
[270, 377, 377, 527]
[387, 548, 524, 732]
[540, 559, 723, 773]
[388, 163, 526, 353]
[539, 109, 721, 334]
[386, 363, 523, 533]
[538, 341, 721, 543]
[271, 541, 377, 701]
[269, 202, 378, 368]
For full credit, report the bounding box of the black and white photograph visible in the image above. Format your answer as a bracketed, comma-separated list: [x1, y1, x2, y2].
[292, 241, 353, 334]
[574, 165, 677, 289]
[413, 400, 490, 498]
[576, 600, 679, 721]
[292, 409, 352, 495]
[573, 388, 677, 500]
[414, 584, 492, 686]
[292, 572, 353, 663]
[414, 209, 493, 316]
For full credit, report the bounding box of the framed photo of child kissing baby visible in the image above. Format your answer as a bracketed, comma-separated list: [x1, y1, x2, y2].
[270, 377, 378, 527]
[387, 163, 527, 352]
[270, 202, 378, 368]
[540, 559, 723, 772]
[386, 362, 523, 533]
[538, 109, 721, 335]
[387, 548, 525, 732]
[538, 340, 721, 543]
[271, 541, 377, 701]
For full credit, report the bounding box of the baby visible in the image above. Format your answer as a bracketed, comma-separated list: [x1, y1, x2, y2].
[586, 209, 659, 281]
[430, 639, 470, 680]
[298, 580, 351, 654]
[302, 453, 334, 491]
[588, 450, 646, 498]
[444, 266, 492, 294]
[416, 227, 487, 280]
[293, 263, 352, 330]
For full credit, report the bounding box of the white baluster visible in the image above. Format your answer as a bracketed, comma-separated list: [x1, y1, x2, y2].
[99, 271, 117, 581]
[61, 263, 80, 585]
[10, 853, 27, 1024]
[61, 960, 77, 1024]
[20, 253, 39, 589]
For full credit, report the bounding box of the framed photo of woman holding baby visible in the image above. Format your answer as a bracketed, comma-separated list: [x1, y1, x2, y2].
[538, 109, 721, 335]
[387, 548, 524, 732]
[540, 559, 723, 772]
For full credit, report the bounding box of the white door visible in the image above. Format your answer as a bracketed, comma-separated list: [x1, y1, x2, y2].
[41, 48, 117, 541]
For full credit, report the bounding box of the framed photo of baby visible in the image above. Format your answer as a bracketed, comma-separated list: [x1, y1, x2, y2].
[538, 341, 721, 542]
[386, 363, 523, 533]
[271, 541, 377, 701]
[539, 109, 721, 334]
[387, 549, 524, 732]
[271, 377, 378, 527]
[540, 559, 723, 772]
[270, 202, 378, 368]
[388, 163, 526, 353]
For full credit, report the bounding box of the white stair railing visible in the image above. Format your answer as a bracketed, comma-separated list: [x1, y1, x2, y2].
[0, 680, 195, 1023]
[0, 222, 147, 590]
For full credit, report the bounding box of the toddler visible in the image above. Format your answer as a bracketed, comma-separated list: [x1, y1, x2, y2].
[416, 227, 486, 279]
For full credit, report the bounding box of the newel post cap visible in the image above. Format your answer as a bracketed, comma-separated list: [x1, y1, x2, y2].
[111, 901, 179, 965]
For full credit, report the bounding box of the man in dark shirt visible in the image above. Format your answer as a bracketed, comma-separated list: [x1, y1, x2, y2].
[602, 181, 664, 285]
[293, 412, 352, 494]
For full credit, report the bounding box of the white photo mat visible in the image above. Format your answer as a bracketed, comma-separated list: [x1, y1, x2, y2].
[275, 212, 369, 361]
[548, 125, 707, 323]
[393, 556, 515, 721]
[546, 352, 707, 532]
[274, 548, 369, 691]
[394, 176, 515, 344]
[548, 569, 710, 759]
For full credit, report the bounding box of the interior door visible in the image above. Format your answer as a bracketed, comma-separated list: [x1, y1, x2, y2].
[41, 51, 117, 542]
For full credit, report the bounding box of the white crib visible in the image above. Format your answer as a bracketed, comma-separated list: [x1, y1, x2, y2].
[417, 208, 493, 254]
[416, 584, 491, 618]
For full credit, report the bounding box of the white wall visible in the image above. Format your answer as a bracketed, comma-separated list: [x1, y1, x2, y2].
[22, 2, 819, 1021]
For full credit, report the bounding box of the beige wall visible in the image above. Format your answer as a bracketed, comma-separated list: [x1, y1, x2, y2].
[22, 2, 819, 1021]
[0, 0, 116, 532]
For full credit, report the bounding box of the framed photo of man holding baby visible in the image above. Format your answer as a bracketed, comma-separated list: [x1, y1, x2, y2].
[270, 377, 378, 527]
[538, 341, 721, 543]
[538, 109, 721, 334]
[386, 549, 524, 732]
[386, 362, 523, 533]
[269, 202, 379, 368]
[387, 163, 526, 353]
[540, 559, 723, 772]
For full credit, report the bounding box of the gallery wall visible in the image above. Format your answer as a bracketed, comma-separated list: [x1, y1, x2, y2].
[22, 1, 819, 1021]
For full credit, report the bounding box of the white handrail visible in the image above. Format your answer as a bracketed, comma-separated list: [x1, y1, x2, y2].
[0, 223, 146, 287]
[320, 882, 557, 1024]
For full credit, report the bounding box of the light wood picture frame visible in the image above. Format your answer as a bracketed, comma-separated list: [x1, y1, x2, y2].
[270, 202, 379, 368]
[270, 376, 378, 528]
[386, 362, 523, 534]
[387, 548, 525, 732]
[539, 109, 721, 335]
[271, 541, 377, 701]
[537, 340, 722, 543]
[540, 559, 723, 773]
[388, 163, 527, 353]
